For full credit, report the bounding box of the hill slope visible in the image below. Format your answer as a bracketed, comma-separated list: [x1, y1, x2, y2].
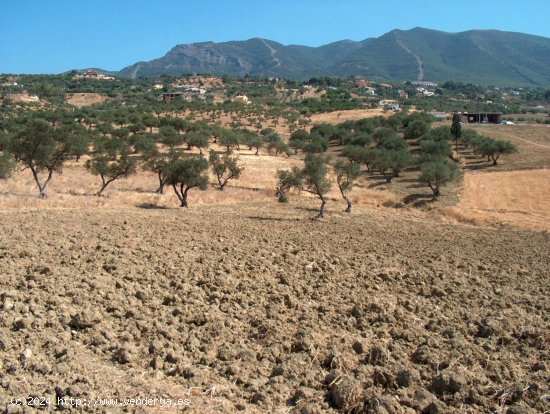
[118, 28, 550, 86]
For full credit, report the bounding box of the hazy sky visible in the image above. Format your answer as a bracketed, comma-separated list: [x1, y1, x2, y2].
[1, 0, 549, 74]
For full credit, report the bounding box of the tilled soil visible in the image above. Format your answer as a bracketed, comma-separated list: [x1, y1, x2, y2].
[0, 202, 549, 413]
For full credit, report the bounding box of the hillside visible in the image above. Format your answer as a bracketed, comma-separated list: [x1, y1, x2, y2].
[118, 28, 550, 86]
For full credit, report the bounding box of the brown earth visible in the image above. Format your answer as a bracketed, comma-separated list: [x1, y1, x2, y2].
[0, 202, 548, 413]
[65, 93, 109, 107]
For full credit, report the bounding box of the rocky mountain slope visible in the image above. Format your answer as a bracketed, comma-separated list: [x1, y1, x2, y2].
[119, 28, 550, 86]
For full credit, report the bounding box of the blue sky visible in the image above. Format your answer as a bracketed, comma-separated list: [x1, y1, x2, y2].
[1, 0, 549, 74]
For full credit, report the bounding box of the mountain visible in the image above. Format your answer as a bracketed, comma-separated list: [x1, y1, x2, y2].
[118, 28, 550, 86]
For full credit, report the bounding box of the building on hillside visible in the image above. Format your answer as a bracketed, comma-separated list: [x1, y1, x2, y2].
[461, 112, 502, 124]
[233, 94, 251, 105]
[356, 79, 372, 88]
[379, 99, 400, 111]
[397, 89, 409, 99]
[74, 69, 114, 80]
[162, 92, 186, 102]
[153, 84, 163, 90]
[411, 81, 438, 88]
[362, 87, 377, 96]
[186, 87, 207, 94]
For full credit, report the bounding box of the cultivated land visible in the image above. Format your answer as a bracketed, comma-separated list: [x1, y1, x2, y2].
[1, 203, 549, 414]
[1, 112, 549, 413]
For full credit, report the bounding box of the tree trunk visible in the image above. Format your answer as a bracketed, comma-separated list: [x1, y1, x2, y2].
[30, 167, 53, 199]
[429, 183, 440, 200]
[96, 175, 113, 197]
[180, 193, 188, 207]
[96, 183, 108, 197]
[156, 173, 165, 194]
[318, 196, 326, 218]
[345, 198, 352, 213]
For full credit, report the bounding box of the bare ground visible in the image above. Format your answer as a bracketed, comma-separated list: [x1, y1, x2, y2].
[0, 200, 549, 413]
[65, 93, 109, 107]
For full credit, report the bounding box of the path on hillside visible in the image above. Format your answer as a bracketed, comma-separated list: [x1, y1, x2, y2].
[128, 64, 141, 79]
[510, 134, 550, 149]
[261, 38, 281, 68]
[395, 37, 424, 81]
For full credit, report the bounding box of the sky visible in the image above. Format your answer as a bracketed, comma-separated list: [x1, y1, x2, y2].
[1, 0, 549, 74]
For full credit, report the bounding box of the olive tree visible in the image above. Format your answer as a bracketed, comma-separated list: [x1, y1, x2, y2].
[478, 138, 517, 165]
[218, 129, 240, 153]
[419, 158, 461, 199]
[301, 154, 332, 218]
[86, 139, 137, 196]
[164, 155, 208, 207]
[275, 167, 302, 203]
[185, 131, 209, 154]
[0, 151, 16, 181]
[419, 139, 452, 163]
[209, 150, 243, 190]
[159, 125, 183, 149]
[372, 149, 411, 182]
[333, 160, 360, 213]
[289, 129, 308, 154]
[142, 148, 179, 194]
[9, 119, 76, 198]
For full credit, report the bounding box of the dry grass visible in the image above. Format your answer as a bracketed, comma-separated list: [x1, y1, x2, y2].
[0, 150, 399, 214]
[447, 169, 550, 231]
[65, 93, 109, 107]
[309, 108, 390, 124]
[464, 124, 550, 170]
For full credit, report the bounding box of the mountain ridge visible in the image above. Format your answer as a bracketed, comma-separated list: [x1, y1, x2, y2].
[117, 28, 550, 86]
